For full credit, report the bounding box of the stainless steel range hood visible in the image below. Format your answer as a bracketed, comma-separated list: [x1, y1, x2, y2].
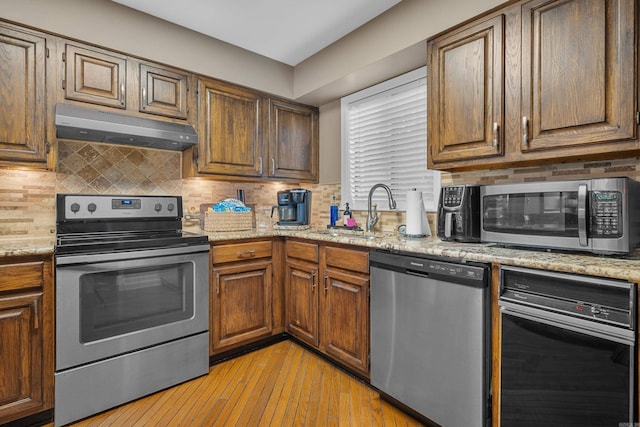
[55, 104, 198, 151]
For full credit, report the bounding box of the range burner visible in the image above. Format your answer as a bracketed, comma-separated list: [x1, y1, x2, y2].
[55, 194, 208, 255]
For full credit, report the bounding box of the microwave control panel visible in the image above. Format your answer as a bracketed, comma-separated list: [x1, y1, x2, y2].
[590, 191, 622, 237]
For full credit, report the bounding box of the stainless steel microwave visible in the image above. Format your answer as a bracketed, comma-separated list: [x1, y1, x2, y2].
[481, 178, 640, 254]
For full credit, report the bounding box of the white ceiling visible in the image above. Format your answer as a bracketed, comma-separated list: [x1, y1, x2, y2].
[112, 0, 401, 66]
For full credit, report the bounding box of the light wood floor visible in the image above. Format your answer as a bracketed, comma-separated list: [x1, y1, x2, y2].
[47, 340, 425, 426]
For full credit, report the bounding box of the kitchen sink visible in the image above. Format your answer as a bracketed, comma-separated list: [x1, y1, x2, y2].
[310, 229, 390, 240]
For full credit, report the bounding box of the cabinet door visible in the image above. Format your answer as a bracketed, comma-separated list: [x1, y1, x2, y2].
[268, 99, 318, 182]
[520, 0, 635, 151]
[0, 292, 44, 423]
[198, 78, 265, 177]
[285, 260, 319, 346]
[211, 260, 272, 353]
[0, 25, 47, 165]
[65, 44, 127, 109]
[428, 14, 504, 165]
[139, 63, 189, 120]
[321, 268, 369, 376]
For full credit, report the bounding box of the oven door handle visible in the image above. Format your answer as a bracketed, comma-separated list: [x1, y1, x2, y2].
[499, 301, 635, 345]
[55, 243, 211, 266]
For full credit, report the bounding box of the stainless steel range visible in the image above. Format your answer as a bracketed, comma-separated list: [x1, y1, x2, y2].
[54, 194, 210, 426]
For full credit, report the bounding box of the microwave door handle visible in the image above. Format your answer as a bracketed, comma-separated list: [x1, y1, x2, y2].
[578, 184, 588, 247]
[444, 212, 453, 238]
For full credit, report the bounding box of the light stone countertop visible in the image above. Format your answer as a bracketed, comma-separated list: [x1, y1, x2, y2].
[196, 226, 640, 283]
[6, 227, 640, 283]
[0, 237, 56, 257]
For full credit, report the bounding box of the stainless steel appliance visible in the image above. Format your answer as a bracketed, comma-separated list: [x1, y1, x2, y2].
[370, 251, 491, 427]
[437, 184, 481, 242]
[54, 194, 210, 426]
[481, 177, 640, 254]
[271, 188, 311, 226]
[499, 266, 636, 426]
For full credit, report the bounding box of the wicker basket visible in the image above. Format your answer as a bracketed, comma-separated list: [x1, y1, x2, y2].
[204, 211, 253, 232]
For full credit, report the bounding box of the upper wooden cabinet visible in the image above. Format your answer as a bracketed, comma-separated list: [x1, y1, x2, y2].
[427, 0, 639, 171]
[269, 98, 319, 182]
[184, 77, 319, 182]
[428, 14, 505, 163]
[520, 0, 635, 151]
[196, 78, 265, 177]
[0, 23, 51, 168]
[62, 42, 193, 122]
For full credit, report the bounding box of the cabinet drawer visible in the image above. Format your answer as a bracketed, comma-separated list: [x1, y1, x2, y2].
[0, 261, 45, 293]
[211, 241, 272, 264]
[325, 246, 369, 274]
[286, 240, 319, 263]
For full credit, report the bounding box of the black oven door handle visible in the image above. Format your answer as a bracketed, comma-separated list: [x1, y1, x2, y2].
[578, 183, 588, 247]
[499, 301, 635, 346]
[56, 243, 211, 266]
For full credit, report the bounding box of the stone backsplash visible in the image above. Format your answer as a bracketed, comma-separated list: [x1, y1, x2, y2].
[3, 139, 640, 239]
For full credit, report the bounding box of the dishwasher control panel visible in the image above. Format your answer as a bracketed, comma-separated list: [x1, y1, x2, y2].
[370, 250, 488, 287]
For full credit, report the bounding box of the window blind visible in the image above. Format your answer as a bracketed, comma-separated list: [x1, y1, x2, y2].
[341, 67, 440, 212]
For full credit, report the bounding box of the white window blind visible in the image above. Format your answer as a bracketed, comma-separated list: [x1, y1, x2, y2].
[341, 67, 440, 212]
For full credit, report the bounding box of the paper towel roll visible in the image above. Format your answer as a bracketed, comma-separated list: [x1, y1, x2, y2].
[405, 189, 431, 237]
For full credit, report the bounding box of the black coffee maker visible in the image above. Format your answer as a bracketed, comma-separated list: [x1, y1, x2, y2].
[271, 188, 312, 226]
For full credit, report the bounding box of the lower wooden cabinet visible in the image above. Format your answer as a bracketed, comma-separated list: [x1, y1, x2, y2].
[285, 240, 370, 377]
[209, 239, 282, 355]
[0, 256, 53, 425]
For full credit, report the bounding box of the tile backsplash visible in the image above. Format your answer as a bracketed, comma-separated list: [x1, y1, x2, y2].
[3, 140, 640, 240]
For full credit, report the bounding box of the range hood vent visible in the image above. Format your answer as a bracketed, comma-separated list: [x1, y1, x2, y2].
[55, 104, 198, 151]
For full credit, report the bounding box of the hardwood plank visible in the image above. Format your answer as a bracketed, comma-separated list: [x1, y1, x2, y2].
[44, 341, 424, 427]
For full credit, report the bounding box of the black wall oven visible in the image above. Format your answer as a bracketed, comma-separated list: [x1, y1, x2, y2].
[499, 266, 636, 427]
[54, 194, 210, 426]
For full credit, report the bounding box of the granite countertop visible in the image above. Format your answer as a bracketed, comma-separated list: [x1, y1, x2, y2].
[0, 236, 56, 257]
[195, 226, 640, 283]
[6, 227, 640, 283]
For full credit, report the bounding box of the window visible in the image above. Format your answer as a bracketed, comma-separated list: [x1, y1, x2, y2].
[341, 67, 440, 212]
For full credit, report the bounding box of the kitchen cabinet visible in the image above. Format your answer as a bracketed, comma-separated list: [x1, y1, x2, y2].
[427, 0, 638, 171]
[285, 240, 320, 346]
[320, 246, 370, 376]
[427, 14, 504, 164]
[285, 240, 370, 376]
[210, 240, 276, 355]
[62, 42, 193, 121]
[184, 77, 319, 182]
[0, 23, 52, 169]
[0, 256, 54, 425]
[269, 98, 319, 182]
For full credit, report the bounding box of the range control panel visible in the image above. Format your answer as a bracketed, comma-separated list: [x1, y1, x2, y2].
[590, 191, 622, 238]
[58, 194, 181, 220]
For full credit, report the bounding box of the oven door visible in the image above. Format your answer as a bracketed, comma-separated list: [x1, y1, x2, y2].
[500, 303, 636, 426]
[55, 244, 209, 371]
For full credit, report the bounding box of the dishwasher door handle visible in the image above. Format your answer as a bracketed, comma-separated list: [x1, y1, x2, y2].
[406, 270, 430, 279]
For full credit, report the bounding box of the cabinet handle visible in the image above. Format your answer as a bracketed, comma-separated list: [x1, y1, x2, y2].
[216, 272, 220, 295]
[33, 298, 39, 330]
[258, 157, 263, 175]
[271, 158, 275, 175]
[120, 82, 125, 106]
[311, 271, 316, 293]
[522, 116, 529, 147]
[324, 275, 329, 295]
[142, 87, 147, 109]
[237, 250, 256, 259]
[492, 122, 499, 148]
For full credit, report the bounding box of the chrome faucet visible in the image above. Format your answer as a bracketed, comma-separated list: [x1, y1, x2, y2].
[367, 183, 396, 232]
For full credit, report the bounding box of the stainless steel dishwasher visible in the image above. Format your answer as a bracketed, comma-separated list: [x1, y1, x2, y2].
[370, 250, 491, 427]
